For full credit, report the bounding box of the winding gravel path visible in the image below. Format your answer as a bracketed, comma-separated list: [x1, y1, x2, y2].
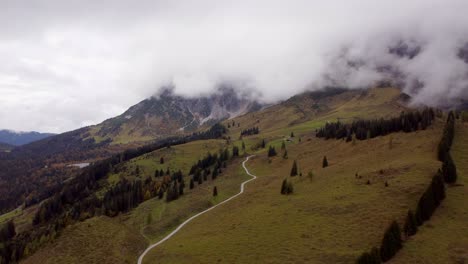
[137, 155, 257, 264]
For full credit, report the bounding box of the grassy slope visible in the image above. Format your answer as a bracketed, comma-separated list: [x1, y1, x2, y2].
[22, 216, 147, 264]
[21, 87, 436, 264]
[390, 122, 468, 264]
[141, 89, 442, 263]
[21, 140, 249, 264]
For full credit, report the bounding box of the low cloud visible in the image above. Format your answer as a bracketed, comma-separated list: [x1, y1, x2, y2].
[0, 0, 467, 132]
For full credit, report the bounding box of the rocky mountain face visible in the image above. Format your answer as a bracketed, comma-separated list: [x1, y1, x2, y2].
[0, 130, 55, 146]
[92, 87, 262, 142]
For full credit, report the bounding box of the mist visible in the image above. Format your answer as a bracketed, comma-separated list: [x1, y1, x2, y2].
[1, 0, 467, 133]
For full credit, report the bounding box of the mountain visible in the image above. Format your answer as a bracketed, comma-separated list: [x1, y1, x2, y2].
[0, 142, 13, 152]
[88, 87, 262, 144]
[0, 130, 55, 146]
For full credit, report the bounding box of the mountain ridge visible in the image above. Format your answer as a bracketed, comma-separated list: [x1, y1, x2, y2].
[0, 130, 55, 146]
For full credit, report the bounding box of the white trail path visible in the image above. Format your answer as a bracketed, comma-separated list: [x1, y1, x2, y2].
[137, 155, 257, 264]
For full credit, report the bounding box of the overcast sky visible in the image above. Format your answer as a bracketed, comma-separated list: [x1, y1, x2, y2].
[1, 0, 468, 133]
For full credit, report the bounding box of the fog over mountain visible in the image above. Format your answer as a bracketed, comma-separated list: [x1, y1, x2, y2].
[1, 0, 467, 133]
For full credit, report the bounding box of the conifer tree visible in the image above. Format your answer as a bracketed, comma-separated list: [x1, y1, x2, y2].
[268, 146, 277, 157]
[212, 168, 218, 180]
[213, 186, 218, 197]
[232, 146, 240, 157]
[281, 179, 287, 194]
[322, 156, 328, 168]
[281, 141, 286, 150]
[403, 210, 418, 237]
[283, 149, 288, 159]
[442, 153, 457, 183]
[160, 157, 164, 164]
[291, 131, 295, 137]
[290, 160, 298, 176]
[242, 141, 246, 152]
[261, 139, 266, 148]
[190, 178, 194, 189]
[154, 170, 159, 177]
[380, 220, 402, 262]
[198, 174, 203, 184]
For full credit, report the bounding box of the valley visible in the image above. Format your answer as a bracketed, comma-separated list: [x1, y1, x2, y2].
[0, 87, 466, 264]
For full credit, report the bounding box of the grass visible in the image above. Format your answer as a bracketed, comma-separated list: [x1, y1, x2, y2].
[22, 216, 147, 264]
[21, 87, 443, 263]
[106, 139, 226, 185]
[142, 120, 443, 263]
[22, 141, 249, 264]
[390, 122, 468, 264]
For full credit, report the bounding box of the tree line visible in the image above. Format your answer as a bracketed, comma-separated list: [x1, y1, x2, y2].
[240, 127, 259, 137]
[0, 123, 228, 263]
[356, 111, 458, 264]
[316, 108, 435, 141]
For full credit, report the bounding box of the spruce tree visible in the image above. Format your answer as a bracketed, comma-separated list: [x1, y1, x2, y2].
[290, 160, 298, 176]
[281, 179, 287, 194]
[442, 153, 457, 183]
[190, 178, 194, 189]
[242, 141, 246, 152]
[322, 156, 328, 168]
[291, 131, 295, 137]
[403, 210, 418, 237]
[160, 157, 164, 164]
[268, 146, 277, 157]
[261, 139, 266, 148]
[283, 149, 288, 159]
[380, 220, 402, 262]
[213, 186, 218, 197]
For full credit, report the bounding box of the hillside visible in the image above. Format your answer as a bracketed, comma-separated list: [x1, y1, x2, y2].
[2, 87, 464, 264]
[0, 130, 55, 146]
[87, 87, 262, 144]
[0, 142, 13, 152]
[390, 122, 468, 263]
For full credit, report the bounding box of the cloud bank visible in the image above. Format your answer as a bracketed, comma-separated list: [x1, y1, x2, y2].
[1, 0, 468, 132]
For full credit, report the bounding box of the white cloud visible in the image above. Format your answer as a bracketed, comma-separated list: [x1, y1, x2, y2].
[0, 0, 467, 132]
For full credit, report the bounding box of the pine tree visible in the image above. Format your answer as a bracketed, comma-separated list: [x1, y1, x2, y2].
[190, 178, 195, 189]
[261, 139, 266, 148]
[286, 181, 294, 194]
[380, 220, 402, 262]
[232, 146, 240, 157]
[283, 149, 288, 159]
[154, 170, 159, 177]
[356, 247, 381, 264]
[212, 168, 219, 180]
[322, 156, 328, 168]
[442, 153, 457, 183]
[281, 179, 293, 195]
[198, 174, 203, 184]
[268, 146, 277, 157]
[281, 179, 288, 194]
[160, 157, 164, 164]
[242, 141, 246, 152]
[213, 186, 218, 197]
[403, 210, 418, 237]
[290, 131, 295, 137]
[290, 160, 298, 176]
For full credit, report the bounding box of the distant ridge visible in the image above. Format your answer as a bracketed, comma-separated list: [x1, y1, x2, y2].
[0, 129, 55, 146]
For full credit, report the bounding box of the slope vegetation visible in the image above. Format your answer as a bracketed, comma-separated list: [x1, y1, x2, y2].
[390, 121, 468, 264]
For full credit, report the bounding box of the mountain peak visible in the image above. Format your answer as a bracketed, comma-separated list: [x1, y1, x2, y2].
[92, 88, 262, 143]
